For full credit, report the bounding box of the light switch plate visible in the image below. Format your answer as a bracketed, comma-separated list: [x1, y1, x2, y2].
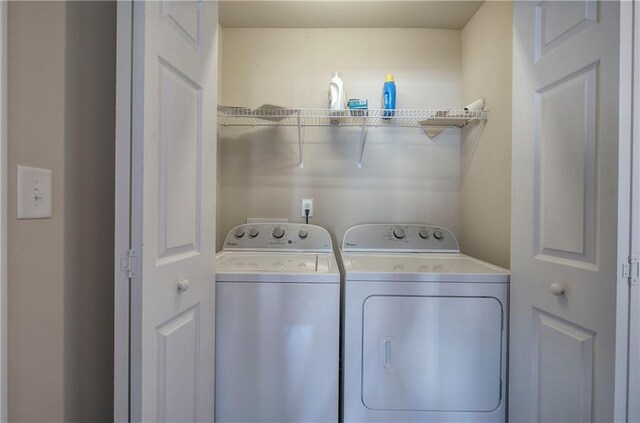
[17, 165, 52, 219]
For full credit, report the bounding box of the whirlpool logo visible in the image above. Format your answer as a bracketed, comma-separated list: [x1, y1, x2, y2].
[346, 243, 358, 247]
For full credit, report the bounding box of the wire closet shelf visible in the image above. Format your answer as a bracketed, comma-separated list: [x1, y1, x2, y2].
[217, 106, 487, 128]
[217, 105, 488, 168]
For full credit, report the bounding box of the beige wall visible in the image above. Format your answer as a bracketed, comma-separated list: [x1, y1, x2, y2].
[459, 1, 512, 268]
[8, 2, 115, 421]
[218, 28, 463, 249]
[8, 3, 66, 420]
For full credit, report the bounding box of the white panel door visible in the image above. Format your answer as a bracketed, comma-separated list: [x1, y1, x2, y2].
[129, 1, 217, 421]
[511, 1, 619, 422]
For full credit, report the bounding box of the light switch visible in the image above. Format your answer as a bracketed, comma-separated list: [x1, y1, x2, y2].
[17, 165, 52, 219]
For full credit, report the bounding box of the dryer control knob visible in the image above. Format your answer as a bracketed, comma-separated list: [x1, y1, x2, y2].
[248, 227, 259, 238]
[298, 228, 308, 239]
[434, 230, 444, 240]
[272, 226, 285, 239]
[419, 230, 430, 239]
[393, 227, 406, 239]
[233, 227, 245, 238]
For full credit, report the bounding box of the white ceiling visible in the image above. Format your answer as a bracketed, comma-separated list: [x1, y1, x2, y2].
[219, 1, 485, 30]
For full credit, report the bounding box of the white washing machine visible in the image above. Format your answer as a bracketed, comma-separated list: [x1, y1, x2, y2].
[341, 224, 509, 423]
[215, 223, 340, 423]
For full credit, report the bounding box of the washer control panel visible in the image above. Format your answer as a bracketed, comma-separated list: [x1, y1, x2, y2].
[342, 224, 459, 252]
[223, 223, 332, 252]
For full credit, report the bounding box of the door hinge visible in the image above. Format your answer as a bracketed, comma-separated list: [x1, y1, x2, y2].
[623, 256, 639, 285]
[120, 249, 139, 279]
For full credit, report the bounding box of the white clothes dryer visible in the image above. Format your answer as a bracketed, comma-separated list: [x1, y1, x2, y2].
[215, 223, 340, 423]
[341, 224, 509, 423]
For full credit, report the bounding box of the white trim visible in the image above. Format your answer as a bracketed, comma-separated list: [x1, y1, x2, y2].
[0, 2, 7, 421]
[627, 1, 640, 421]
[615, 0, 633, 420]
[114, 1, 133, 422]
[128, 2, 146, 420]
[616, 1, 640, 421]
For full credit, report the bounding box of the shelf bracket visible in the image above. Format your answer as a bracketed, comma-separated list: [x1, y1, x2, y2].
[460, 119, 487, 184]
[357, 117, 367, 168]
[297, 113, 304, 168]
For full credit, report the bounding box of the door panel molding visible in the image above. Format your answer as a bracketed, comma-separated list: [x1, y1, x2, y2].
[533, 61, 599, 269]
[535, 0, 598, 62]
[156, 305, 200, 422]
[531, 308, 594, 423]
[161, 0, 202, 52]
[157, 57, 202, 264]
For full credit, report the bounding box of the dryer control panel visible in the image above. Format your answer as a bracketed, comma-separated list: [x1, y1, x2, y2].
[223, 223, 332, 252]
[342, 224, 459, 252]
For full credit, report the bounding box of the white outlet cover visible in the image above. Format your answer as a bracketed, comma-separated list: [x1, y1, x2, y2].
[17, 165, 52, 219]
[301, 198, 314, 218]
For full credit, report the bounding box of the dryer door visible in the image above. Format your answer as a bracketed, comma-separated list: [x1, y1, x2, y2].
[362, 295, 503, 412]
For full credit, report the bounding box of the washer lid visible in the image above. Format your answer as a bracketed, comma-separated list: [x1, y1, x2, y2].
[215, 252, 340, 283]
[341, 252, 509, 283]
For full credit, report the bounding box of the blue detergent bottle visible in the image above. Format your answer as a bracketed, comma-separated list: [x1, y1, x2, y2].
[382, 74, 396, 118]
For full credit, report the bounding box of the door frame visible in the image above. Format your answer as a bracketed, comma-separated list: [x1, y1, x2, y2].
[615, 0, 632, 420]
[111, 1, 638, 421]
[619, 0, 640, 421]
[629, 0, 640, 416]
[0, 1, 7, 421]
[114, 1, 133, 421]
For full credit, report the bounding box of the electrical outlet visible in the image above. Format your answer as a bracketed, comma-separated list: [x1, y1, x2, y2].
[301, 198, 314, 218]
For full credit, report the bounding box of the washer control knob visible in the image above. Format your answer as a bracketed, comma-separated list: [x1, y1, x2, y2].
[433, 230, 444, 240]
[392, 227, 406, 239]
[419, 230, 430, 239]
[298, 228, 308, 239]
[233, 227, 245, 238]
[248, 227, 259, 238]
[272, 226, 285, 239]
